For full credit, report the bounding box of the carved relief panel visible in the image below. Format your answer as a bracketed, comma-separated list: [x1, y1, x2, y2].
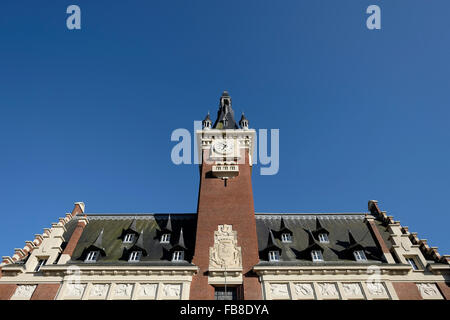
[293, 283, 315, 300]
[417, 283, 443, 300]
[209, 225, 242, 270]
[269, 283, 291, 300]
[138, 283, 158, 299]
[11, 285, 37, 300]
[89, 283, 110, 299]
[162, 284, 182, 299]
[113, 283, 133, 299]
[316, 283, 340, 300]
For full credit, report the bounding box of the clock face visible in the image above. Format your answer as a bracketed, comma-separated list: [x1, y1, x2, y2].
[212, 139, 235, 155]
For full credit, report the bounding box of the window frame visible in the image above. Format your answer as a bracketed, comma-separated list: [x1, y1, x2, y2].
[85, 250, 99, 263]
[172, 250, 184, 262]
[353, 250, 367, 261]
[128, 251, 142, 262]
[318, 233, 329, 243]
[123, 233, 135, 243]
[405, 256, 420, 270]
[281, 233, 292, 243]
[160, 233, 171, 244]
[311, 250, 324, 262]
[268, 250, 280, 262]
[34, 258, 48, 272]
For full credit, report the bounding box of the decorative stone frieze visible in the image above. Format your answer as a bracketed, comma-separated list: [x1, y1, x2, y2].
[11, 285, 36, 300]
[417, 283, 444, 299]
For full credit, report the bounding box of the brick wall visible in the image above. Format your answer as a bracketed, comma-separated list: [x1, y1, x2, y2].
[0, 284, 17, 300]
[392, 282, 423, 300]
[190, 150, 262, 300]
[436, 282, 450, 300]
[30, 283, 61, 300]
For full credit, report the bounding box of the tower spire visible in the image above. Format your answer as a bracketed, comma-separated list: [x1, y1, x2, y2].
[213, 91, 239, 129]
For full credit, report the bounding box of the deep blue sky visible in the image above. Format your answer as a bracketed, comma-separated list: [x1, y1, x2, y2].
[1, 1, 449, 257]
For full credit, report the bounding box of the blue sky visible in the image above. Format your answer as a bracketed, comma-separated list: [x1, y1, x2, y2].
[0, 1, 449, 257]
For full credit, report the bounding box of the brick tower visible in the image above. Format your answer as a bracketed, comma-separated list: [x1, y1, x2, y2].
[189, 91, 262, 300]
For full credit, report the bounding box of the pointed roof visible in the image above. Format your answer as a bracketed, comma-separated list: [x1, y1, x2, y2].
[213, 91, 239, 129]
[136, 229, 145, 248]
[174, 227, 187, 250]
[312, 218, 329, 236]
[93, 229, 104, 249]
[265, 229, 282, 250]
[203, 112, 211, 122]
[128, 217, 138, 233]
[164, 214, 173, 232]
[279, 217, 292, 233]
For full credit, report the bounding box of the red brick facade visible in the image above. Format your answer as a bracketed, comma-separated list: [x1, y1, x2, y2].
[30, 283, 60, 300]
[436, 282, 450, 300]
[190, 150, 262, 300]
[62, 219, 87, 257]
[0, 284, 17, 300]
[392, 282, 423, 300]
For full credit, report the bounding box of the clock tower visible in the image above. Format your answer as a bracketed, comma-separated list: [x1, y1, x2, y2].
[190, 91, 262, 300]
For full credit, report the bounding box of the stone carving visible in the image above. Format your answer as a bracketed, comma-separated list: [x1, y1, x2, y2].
[12, 285, 36, 299]
[342, 283, 362, 296]
[269, 283, 289, 298]
[66, 283, 86, 297]
[90, 284, 109, 297]
[114, 284, 133, 297]
[163, 284, 181, 298]
[366, 282, 386, 295]
[317, 283, 338, 297]
[209, 225, 242, 269]
[294, 283, 314, 297]
[140, 284, 157, 297]
[417, 283, 441, 298]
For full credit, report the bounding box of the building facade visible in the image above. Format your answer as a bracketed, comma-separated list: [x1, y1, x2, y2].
[1, 92, 449, 300]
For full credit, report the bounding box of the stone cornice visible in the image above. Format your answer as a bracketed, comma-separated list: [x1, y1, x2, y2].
[38, 265, 199, 277]
[253, 264, 411, 276]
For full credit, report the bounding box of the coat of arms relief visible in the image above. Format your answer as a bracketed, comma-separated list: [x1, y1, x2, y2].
[209, 225, 242, 270]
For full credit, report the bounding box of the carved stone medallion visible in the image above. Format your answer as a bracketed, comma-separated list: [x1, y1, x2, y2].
[417, 283, 442, 299]
[140, 284, 157, 298]
[317, 283, 339, 298]
[12, 285, 37, 300]
[269, 283, 290, 299]
[66, 283, 86, 297]
[163, 284, 181, 298]
[342, 283, 362, 297]
[366, 282, 386, 296]
[209, 225, 242, 269]
[90, 284, 109, 298]
[114, 283, 133, 297]
[294, 283, 314, 298]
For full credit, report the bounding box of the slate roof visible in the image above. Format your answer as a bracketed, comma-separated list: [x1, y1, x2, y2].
[254, 213, 389, 266]
[213, 91, 240, 129]
[68, 214, 197, 267]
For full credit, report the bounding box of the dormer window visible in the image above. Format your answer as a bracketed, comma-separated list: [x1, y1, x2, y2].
[85, 251, 99, 263]
[34, 258, 47, 272]
[281, 233, 292, 243]
[318, 233, 329, 243]
[311, 250, 323, 262]
[124, 233, 135, 243]
[268, 250, 280, 262]
[128, 251, 142, 262]
[161, 234, 171, 244]
[172, 251, 184, 261]
[353, 250, 367, 262]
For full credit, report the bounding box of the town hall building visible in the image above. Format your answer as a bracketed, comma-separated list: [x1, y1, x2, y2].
[0, 92, 449, 300]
